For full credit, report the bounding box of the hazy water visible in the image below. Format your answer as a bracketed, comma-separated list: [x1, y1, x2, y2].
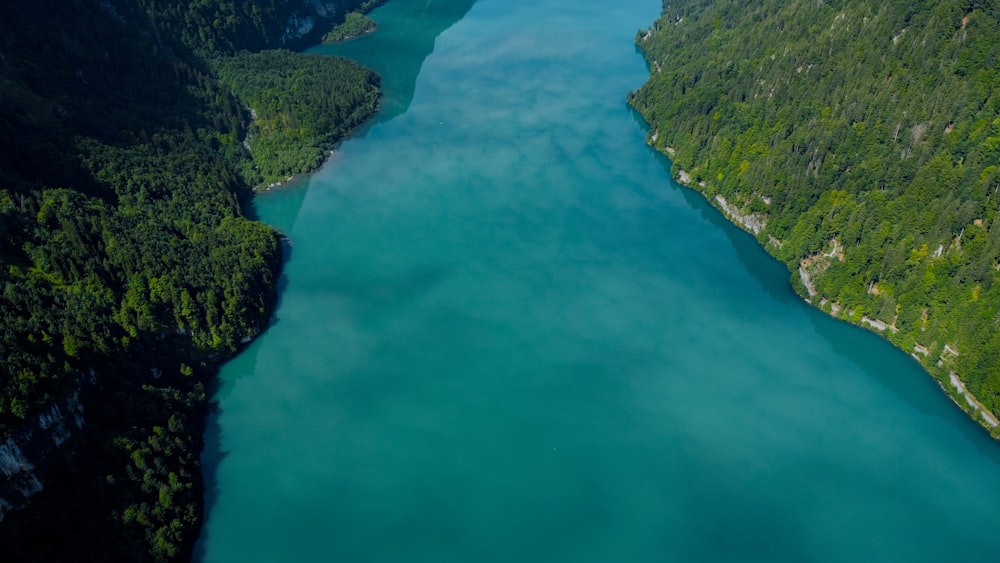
[196, 0, 1000, 560]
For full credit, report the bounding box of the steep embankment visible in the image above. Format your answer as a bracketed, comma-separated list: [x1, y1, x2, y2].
[0, 0, 382, 560]
[629, 0, 1000, 435]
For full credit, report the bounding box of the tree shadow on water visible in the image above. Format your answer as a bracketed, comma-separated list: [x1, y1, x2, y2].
[191, 401, 228, 563]
[630, 130, 1000, 455]
[634, 130, 798, 306]
[806, 303, 1000, 460]
[310, 0, 478, 126]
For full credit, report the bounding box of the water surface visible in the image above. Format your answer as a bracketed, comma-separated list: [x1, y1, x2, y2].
[198, 0, 1000, 560]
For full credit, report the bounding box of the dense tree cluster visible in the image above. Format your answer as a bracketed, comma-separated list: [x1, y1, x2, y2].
[0, 0, 283, 435]
[630, 0, 1000, 432]
[323, 11, 377, 43]
[136, 0, 377, 56]
[214, 49, 380, 185]
[0, 0, 381, 560]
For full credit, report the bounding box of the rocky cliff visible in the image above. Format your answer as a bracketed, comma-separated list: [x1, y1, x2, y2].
[0, 392, 84, 522]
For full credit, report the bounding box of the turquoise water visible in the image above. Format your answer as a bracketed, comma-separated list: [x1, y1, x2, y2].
[196, 0, 1000, 561]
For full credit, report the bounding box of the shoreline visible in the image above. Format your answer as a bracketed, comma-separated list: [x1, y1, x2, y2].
[656, 141, 1000, 439]
[322, 24, 378, 45]
[249, 96, 380, 194]
[196, 17, 388, 558]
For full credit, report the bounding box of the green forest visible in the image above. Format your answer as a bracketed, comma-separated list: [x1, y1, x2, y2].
[213, 49, 380, 185]
[630, 0, 1000, 433]
[0, 0, 381, 560]
[324, 11, 378, 43]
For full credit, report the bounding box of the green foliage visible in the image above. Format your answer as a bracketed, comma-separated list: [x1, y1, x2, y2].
[631, 0, 1000, 420]
[138, 0, 326, 56]
[0, 0, 382, 560]
[213, 49, 380, 186]
[324, 11, 377, 43]
[133, 0, 387, 57]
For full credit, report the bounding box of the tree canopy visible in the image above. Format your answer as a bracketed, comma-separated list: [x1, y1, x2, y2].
[213, 49, 380, 185]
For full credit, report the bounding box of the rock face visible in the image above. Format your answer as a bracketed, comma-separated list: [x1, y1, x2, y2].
[306, 0, 341, 18]
[0, 393, 85, 522]
[281, 0, 342, 44]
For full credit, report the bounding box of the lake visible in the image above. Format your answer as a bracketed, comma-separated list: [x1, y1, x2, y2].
[196, 0, 1000, 560]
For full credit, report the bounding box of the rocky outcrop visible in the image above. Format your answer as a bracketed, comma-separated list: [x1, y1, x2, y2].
[0, 393, 84, 522]
[714, 195, 767, 235]
[949, 372, 999, 428]
[281, 1, 342, 44]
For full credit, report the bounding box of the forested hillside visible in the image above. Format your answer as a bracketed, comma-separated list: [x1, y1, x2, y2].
[630, 0, 1000, 433]
[0, 0, 382, 560]
[213, 49, 379, 184]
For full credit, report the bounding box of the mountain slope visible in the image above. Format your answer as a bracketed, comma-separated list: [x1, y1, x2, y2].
[630, 0, 1000, 434]
[0, 0, 382, 560]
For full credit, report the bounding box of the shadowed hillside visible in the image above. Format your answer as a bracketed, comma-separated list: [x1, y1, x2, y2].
[0, 0, 383, 560]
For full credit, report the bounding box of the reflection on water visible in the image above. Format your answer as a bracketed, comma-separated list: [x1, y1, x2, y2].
[311, 0, 477, 123]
